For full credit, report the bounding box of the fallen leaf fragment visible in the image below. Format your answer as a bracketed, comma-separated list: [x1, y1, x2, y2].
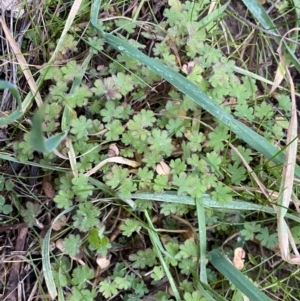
[108, 143, 119, 157]
[52, 215, 67, 231]
[168, 0, 182, 11]
[56, 239, 65, 253]
[232, 247, 246, 270]
[156, 161, 171, 175]
[96, 255, 110, 270]
[43, 179, 56, 199]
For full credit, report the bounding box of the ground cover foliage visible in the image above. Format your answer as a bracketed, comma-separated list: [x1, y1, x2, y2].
[1, 0, 300, 300]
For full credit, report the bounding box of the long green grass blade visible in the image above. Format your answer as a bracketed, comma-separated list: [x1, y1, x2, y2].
[0, 152, 69, 172]
[196, 198, 207, 284]
[30, 107, 68, 152]
[0, 80, 23, 125]
[87, 177, 116, 196]
[198, 2, 229, 30]
[194, 278, 227, 301]
[131, 192, 300, 223]
[42, 207, 75, 300]
[144, 210, 181, 301]
[0, 80, 22, 105]
[209, 249, 273, 301]
[242, 0, 300, 72]
[90, 0, 300, 177]
[104, 32, 294, 170]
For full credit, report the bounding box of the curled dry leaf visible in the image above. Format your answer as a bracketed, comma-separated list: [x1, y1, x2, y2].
[168, 286, 175, 297]
[108, 143, 119, 157]
[49, 241, 56, 252]
[56, 239, 65, 253]
[43, 180, 56, 199]
[168, 0, 182, 11]
[97, 65, 105, 72]
[129, 168, 138, 174]
[52, 215, 67, 231]
[223, 97, 237, 107]
[96, 255, 110, 270]
[35, 218, 44, 229]
[156, 161, 171, 175]
[70, 255, 85, 265]
[181, 61, 195, 75]
[232, 247, 246, 270]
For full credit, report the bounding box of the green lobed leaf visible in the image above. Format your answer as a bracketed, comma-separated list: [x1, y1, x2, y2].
[90, 0, 300, 178]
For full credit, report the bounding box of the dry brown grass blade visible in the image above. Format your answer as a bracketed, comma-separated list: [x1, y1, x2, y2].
[276, 28, 300, 264]
[66, 137, 78, 177]
[0, 17, 43, 109]
[230, 143, 271, 201]
[84, 157, 141, 177]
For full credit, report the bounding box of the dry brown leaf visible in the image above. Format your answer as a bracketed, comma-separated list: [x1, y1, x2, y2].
[223, 97, 237, 107]
[108, 143, 119, 157]
[96, 256, 110, 270]
[156, 161, 171, 175]
[168, 286, 175, 297]
[43, 180, 56, 199]
[232, 247, 246, 270]
[168, 0, 182, 11]
[55, 239, 65, 253]
[269, 61, 286, 94]
[276, 28, 300, 265]
[66, 137, 78, 178]
[52, 215, 67, 231]
[49, 241, 56, 252]
[70, 255, 85, 265]
[181, 61, 194, 75]
[35, 219, 44, 229]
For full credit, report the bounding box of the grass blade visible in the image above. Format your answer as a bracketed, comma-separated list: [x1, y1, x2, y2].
[22, 0, 84, 113]
[198, 2, 229, 30]
[144, 210, 181, 301]
[90, 0, 300, 177]
[242, 0, 300, 72]
[195, 198, 207, 284]
[194, 278, 227, 301]
[209, 249, 273, 301]
[0, 80, 23, 125]
[42, 207, 75, 300]
[131, 192, 300, 223]
[0, 152, 69, 171]
[105, 32, 297, 173]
